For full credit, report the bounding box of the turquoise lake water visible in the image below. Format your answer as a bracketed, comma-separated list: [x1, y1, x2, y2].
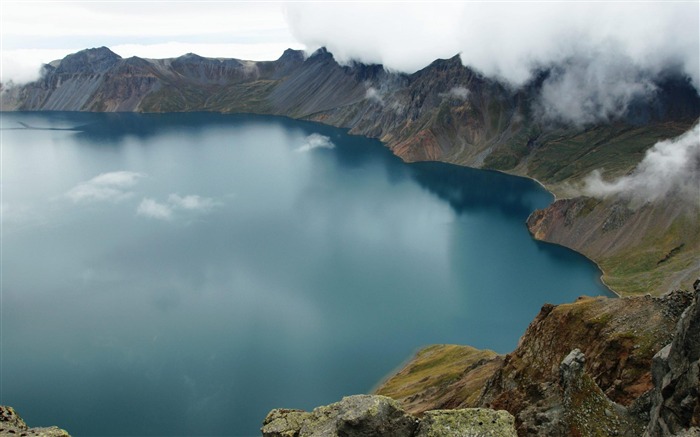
[0, 112, 611, 436]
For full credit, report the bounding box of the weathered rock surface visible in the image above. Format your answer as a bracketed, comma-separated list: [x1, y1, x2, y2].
[261, 395, 517, 437]
[0, 406, 71, 436]
[645, 280, 700, 436]
[415, 409, 516, 437]
[262, 395, 418, 437]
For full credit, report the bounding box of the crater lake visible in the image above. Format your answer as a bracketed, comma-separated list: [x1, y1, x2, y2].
[0, 112, 611, 436]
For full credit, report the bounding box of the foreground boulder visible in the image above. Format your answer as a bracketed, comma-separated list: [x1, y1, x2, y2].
[261, 395, 516, 437]
[0, 406, 71, 436]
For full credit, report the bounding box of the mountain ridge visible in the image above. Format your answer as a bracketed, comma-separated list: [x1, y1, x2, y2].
[2, 46, 699, 296]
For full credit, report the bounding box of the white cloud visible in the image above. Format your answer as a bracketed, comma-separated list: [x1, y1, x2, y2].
[364, 87, 384, 105]
[2, 2, 290, 39]
[137, 198, 173, 220]
[138, 193, 222, 220]
[1, 49, 81, 84]
[440, 86, 470, 101]
[581, 124, 700, 204]
[296, 134, 335, 153]
[536, 51, 660, 126]
[65, 171, 144, 203]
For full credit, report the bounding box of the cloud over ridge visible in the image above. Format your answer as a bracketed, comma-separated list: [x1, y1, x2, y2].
[581, 123, 700, 204]
[285, 2, 699, 124]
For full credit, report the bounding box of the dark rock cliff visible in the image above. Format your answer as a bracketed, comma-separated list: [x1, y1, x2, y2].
[645, 280, 700, 436]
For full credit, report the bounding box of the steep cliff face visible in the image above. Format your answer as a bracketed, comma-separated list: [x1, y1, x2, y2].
[375, 288, 696, 436]
[2, 47, 698, 295]
[645, 280, 700, 436]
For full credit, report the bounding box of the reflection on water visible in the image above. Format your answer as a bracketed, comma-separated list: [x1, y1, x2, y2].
[1, 112, 611, 436]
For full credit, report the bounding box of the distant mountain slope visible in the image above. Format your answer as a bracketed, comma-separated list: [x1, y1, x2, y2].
[2, 47, 698, 295]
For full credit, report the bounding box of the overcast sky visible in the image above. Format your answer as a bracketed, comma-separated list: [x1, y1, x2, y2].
[1, 1, 699, 90]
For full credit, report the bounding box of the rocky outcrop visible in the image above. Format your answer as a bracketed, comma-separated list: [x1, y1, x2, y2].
[645, 280, 700, 436]
[559, 349, 644, 436]
[0, 406, 71, 436]
[376, 288, 694, 436]
[478, 290, 691, 435]
[263, 395, 418, 437]
[261, 395, 516, 437]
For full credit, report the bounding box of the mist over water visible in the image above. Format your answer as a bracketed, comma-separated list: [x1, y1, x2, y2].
[1, 112, 611, 436]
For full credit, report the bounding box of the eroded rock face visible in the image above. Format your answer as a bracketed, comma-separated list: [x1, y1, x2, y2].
[559, 349, 644, 436]
[261, 395, 517, 437]
[0, 406, 71, 437]
[477, 291, 691, 435]
[645, 280, 700, 436]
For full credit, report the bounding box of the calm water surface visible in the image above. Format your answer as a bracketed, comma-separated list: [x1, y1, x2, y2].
[0, 112, 611, 436]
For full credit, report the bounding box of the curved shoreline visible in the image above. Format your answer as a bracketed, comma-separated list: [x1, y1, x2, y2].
[9, 108, 621, 298]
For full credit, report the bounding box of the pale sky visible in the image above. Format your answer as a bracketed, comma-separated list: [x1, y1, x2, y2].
[1, 0, 699, 94]
[0, 1, 303, 83]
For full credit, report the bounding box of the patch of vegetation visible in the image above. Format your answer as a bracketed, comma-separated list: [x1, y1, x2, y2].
[527, 123, 693, 184]
[376, 345, 499, 404]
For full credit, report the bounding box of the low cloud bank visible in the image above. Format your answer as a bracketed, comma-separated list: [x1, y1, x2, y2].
[286, 2, 699, 125]
[581, 124, 700, 203]
[296, 134, 335, 153]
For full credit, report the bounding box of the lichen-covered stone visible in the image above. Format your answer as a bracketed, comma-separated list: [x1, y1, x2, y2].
[415, 408, 517, 437]
[261, 409, 310, 437]
[0, 406, 71, 436]
[300, 395, 417, 437]
[261, 395, 418, 437]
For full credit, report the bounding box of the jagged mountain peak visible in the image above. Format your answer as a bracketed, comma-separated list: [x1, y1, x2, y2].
[55, 46, 121, 75]
[277, 48, 305, 63]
